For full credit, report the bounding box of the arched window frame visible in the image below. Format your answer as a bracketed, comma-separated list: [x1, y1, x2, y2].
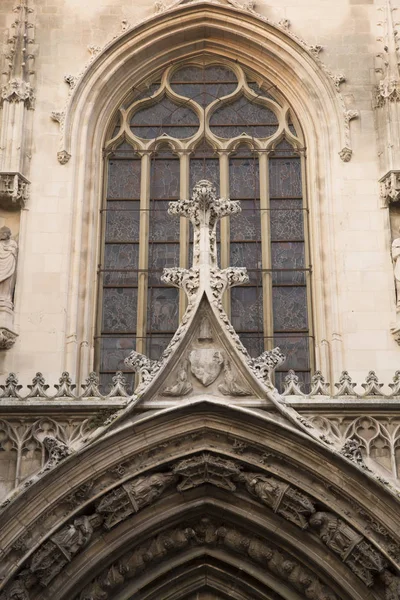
[96, 57, 315, 392]
[59, 3, 348, 387]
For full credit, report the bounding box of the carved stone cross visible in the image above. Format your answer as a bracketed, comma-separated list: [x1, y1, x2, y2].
[168, 179, 241, 267]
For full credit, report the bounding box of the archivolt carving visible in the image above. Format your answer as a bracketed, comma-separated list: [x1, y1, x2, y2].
[309, 511, 387, 587]
[77, 520, 341, 600]
[4, 449, 398, 599]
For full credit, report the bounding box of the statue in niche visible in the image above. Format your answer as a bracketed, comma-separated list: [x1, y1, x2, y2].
[392, 229, 400, 307]
[0, 226, 18, 309]
[161, 360, 193, 396]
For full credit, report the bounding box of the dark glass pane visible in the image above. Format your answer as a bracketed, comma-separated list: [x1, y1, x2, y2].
[271, 242, 306, 285]
[102, 288, 137, 333]
[229, 155, 259, 198]
[149, 201, 180, 241]
[273, 139, 298, 155]
[210, 96, 279, 139]
[151, 157, 180, 199]
[147, 288, 179, 332]
[103, 244, 139, 285]
[272, 287, 308, 331]
[231, 287, 263, 332]
[274, 334, 310, 371]
[149, 243, 180, 271]
[238, 333, 264, 358]
[146, 335, 174, 360]
[269, 157, 302, 198]
[190, 159, 220, 194]
[171, 65, 237, 83]
[270, 199, 304, 241]
[105, 201, 140, 242]
[230, 201, 261, 241]
[230, 243, 261, 283]
[171, 66, 238, 107]
[100, 337, 136, 372]
[107, 159, 141, 199]
[131, 97, 199, 139]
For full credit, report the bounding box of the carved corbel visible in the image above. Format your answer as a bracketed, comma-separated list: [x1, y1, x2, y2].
[380, 170, 400, 205]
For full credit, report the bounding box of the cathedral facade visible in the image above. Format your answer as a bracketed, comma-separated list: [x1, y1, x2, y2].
[0, 1, 400, 598]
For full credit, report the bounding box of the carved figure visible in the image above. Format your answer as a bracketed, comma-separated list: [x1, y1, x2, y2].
[96, 473, 176, 529]
[3, 581, 29, 600]
[309, 511, 362, 558]
[30, 515, 96, 586]
[188, 348, 224, 386]
[309, 511, 386, 586]
[381, 570, 400, 599]
[238, 472, 286, 509]
[392, 231, 400, 306]
[161, 360, 192, 396]
[0, 226, 17, 308]
[218, 360, 251, 396]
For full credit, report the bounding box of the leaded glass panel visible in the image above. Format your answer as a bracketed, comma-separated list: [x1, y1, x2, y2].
[272, 287, 308, 332]
[270, 199, 304, 241]
[103, 244, 139, 285]
[102, 288, 138, 333]
[231, 287, 263, 332]
[210, 96, 279, 139]
[170, 65, 238, 107]
[107, 159, 141, 199]
[105, 201, 140, 242]
[99, 60, 312, 386]
[150, 156, 180, 199]
[131, 96, 199, 139]
[269, 157, 302, 198]
[230, 202, 261, 241]
[147, 288, 179, 333]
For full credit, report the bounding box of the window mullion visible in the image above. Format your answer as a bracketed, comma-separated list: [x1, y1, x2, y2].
[219, 150, 230, 314]
[179, 151, 190, 319]
[300, 149, 315, 374]
[136, 151, 151, 356]
[259, 151, 274, 351]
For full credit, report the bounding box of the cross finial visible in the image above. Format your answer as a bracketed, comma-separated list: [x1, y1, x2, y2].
[168, 180, 241, 267]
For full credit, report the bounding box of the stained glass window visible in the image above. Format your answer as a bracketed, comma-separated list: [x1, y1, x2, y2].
[98, 60, 313, 393]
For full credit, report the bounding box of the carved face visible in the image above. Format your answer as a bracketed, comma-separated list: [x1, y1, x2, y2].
[0, 226, 11, 241]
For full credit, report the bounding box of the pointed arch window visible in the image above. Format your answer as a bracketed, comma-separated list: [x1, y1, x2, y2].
[97, 59, 313, 393]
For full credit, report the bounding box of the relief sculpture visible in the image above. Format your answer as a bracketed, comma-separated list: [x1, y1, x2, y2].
[188, 349, 224, 386]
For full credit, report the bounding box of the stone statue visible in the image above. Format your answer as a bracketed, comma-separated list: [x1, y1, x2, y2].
[392, 231, 400, 306]
[381, 570, 400, 599]
[0, 226, 17, 309]
[29, 515, 96, 586]
[96, 472, 176, 529]
[238, 472, 287, 510]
